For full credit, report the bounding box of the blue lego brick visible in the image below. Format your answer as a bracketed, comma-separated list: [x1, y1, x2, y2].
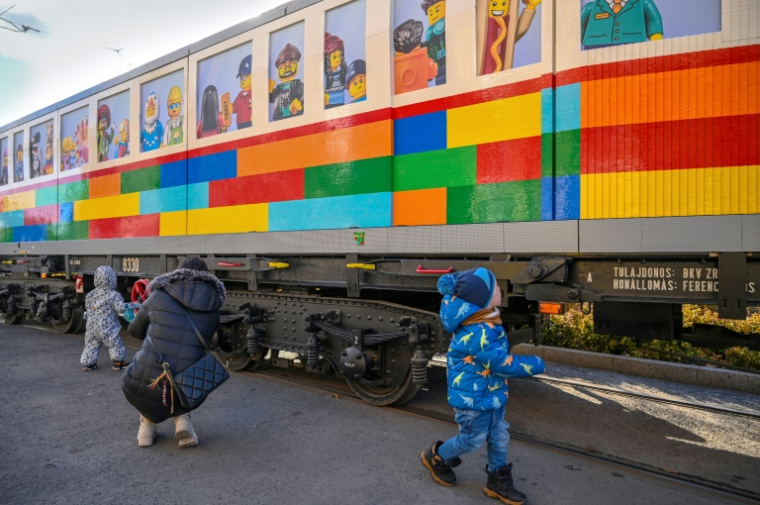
[269, 192, 392, 231]
[556, 84, 581, 133]
[541, 88, 554, 135]
[188, 182, 209, 210]
[59, 202, 74, 223]
[0, 210, 25, 228]
[140, 186, 187, 215]
[541, 176, 554, 221]
[394, 111, 447, 156]
[160, 159, 188, 188]
[555, 175, 580, 220]
[188, 151, 237, 184]
[13, 224, 47, 242]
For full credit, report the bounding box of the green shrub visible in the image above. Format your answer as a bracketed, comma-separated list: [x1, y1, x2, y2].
[541, 305, 760, 371]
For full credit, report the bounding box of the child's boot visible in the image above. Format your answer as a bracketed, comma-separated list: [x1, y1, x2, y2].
[174, 414, 198, 448]
[484, 463, 527, 504]
[112, 360, 129, 370]
[137, 415, 156, 447]
[420, 441, 461, 486]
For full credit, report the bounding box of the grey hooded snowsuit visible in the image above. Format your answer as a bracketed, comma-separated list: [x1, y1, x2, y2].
[81, 266, 127, 367]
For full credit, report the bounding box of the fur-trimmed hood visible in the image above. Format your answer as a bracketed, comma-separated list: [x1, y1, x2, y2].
[148, 268, 226, 312]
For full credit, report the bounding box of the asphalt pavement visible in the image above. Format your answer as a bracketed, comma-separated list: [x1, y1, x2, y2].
[0, 325, 756, 505]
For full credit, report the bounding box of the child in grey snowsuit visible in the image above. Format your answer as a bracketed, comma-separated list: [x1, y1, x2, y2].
[81, 266, 129, 371]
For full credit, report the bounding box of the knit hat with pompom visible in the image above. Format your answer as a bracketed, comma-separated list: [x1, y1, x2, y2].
[436, 267, 496, 308]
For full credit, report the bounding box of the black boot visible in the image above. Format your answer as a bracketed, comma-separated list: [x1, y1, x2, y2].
[484, 463, 527, 504]
[420, 441, 462, 486]
[112, 360, 130, 370]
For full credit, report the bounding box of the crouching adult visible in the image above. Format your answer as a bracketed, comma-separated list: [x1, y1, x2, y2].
[122, 257, 226, 448]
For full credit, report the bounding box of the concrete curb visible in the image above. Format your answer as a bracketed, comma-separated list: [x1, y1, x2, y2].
[512, 344, 760, 395]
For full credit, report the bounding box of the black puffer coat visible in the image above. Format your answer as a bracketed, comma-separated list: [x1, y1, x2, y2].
[122, 268, 226, 423]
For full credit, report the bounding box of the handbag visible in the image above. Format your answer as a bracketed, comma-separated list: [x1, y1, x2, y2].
[146, 304, 229, 413]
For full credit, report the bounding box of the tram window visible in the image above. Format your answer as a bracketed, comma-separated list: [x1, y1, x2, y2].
[140, 70, 185, 152]
[197, 42, 253, 139]
[269, 22, 306, 122]
[13, 131, 24, 183]
[476, 0, 542, 76]
[0, 137, 9, 186]
[393, 0, 446, 94]
[324, 0, 367, 109]
[96, 90, 130, 162]
[29, 119, 54, 179]
[60, 106, 89, 172]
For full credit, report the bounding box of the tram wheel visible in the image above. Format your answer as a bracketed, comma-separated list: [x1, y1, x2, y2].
[345, 366, 420, 406]
[51, 305, 83, 334]
[1, 312, 24, 325]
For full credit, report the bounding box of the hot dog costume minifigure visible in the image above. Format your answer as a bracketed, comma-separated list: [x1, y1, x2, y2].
[477, 0, 541, 75]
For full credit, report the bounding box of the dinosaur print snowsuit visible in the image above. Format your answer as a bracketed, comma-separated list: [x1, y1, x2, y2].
[81, 266, 127, 367]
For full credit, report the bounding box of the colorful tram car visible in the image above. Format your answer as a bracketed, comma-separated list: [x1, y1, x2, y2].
[1, 0, 758, 404]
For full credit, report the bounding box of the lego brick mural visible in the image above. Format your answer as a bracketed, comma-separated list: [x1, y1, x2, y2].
[324, 0, 367, 108]
[476, 0, 542, 75]
[13, 131, 24, 183]
[97, 90, 130, 162]
[29, 120, 54, 179]
[60, 106, 89, 172]
[393, 0, 446, 94]
[197, 42, 253, 138]
[580, 0, 721, 48]
[140, 70, 185, 152]
[269, 22, 305, 122]
[0, 137, 8, 187]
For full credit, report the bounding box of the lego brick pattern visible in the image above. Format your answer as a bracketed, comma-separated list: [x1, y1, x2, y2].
[556, 45, 760, 220]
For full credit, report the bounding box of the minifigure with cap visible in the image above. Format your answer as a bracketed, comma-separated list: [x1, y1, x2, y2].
[269, 43, 305, 121]
[346, 59, 367, 104]
[233, 55, 253, 129]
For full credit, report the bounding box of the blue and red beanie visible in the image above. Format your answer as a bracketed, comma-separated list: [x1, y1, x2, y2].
[437, 267, 497, 308]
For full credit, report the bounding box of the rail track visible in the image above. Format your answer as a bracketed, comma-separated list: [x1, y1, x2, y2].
[248, 367, 760, 504]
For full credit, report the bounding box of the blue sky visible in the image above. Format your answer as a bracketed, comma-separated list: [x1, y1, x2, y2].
[0, 0, 285, 127]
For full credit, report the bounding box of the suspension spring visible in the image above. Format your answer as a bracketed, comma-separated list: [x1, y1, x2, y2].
[61, 300, 72, 323]
[5, 295, 15, 314]
[246, 328, 261, 356]
[29, 299, 39, 318]
[306, 336, 320, 368]
[411, 349, 429, 384]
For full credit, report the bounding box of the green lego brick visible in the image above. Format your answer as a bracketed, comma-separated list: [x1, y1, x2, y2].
[55, 221, 89, 241]
[556, 129, 580, 177]
[46, 223, 57, 241]
[541, 133, 554, 179]
[305, 157, 392, 199]
[0, 226, 13, 242]
[59, 180, 89, 203]
[393, 146, 477, 192]
[121, 165, 161, 194]
[447, 180, 542, 224]
[36, 186, 58, 207]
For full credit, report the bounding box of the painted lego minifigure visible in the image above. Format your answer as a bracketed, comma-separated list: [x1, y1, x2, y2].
[61, 138, 72, 172]
[421, 0, 446, 86]
[581, 0, 663, 47]
[78, 118, 89, 165]
[233, 55, 253, 129]
[97, 104, 116, 162]
[15, 144, 24, 182]
[269, 43, 305, 121]
[0, 149, 8, 186]
[394, 19, 438, 94]
[30, 132, 42, 178]
[141, 92, 163, 152]
[197, 85, 227, 139]
[479, 0, 541, 75]
[164, 85, 184, 146]
[346, 59, 367, 104]
[324, 33, 347, 109]
[43, 140, 54, 175]
[115, 119, 130, 159]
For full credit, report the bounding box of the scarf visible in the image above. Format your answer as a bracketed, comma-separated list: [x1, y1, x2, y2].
[462, 307, 502, 326]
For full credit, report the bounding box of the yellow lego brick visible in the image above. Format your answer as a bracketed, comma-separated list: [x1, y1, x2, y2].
[679, 170, 689, 217]
[187, 204, 268, 235]
[617, 172, 626, 218]
[623, 172, 633, 219]
[160, 211, 187, 237]
[447, 92, 541, 148]
[671, 169, 680, 217]
[654, 170, 664, 217]
[720, 167, 731, 215]
[729, 166, 739, 215]
[4, 190, 36, 211]
[74, 193, 140, 222]
[686, 169, 697, 216]
[580, 174, 589, 219]
[608, 171, 618, 219]
[662, 170, 672, 216]
[748, 166, 757, 214]
[631, 171, 640, 218]
[703, 168, 714, 216]
[713, 166, 722, 215]
[602, 169, 610, 219]
[738, 166, 748, 214]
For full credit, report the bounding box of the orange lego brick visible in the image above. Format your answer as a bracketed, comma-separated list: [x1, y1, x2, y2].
[393, 188, 446, 226]
[88, 173, 121, 199]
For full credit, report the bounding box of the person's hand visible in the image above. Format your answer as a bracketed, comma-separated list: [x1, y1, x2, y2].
[523, 0, 542, 10]
[650, 33, 663, 40]
[290, 99, 303, 114]
[324, 93, 329, 106]
[269, 79, 276, 94]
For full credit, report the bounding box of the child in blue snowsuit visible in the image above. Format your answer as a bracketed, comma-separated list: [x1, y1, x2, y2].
[421, 267, 545, 504]
[81, 266, 135, 371]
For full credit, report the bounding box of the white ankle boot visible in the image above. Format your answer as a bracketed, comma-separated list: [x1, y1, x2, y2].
[137, 415, 156, 447]
[174, 414, 198, 448]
